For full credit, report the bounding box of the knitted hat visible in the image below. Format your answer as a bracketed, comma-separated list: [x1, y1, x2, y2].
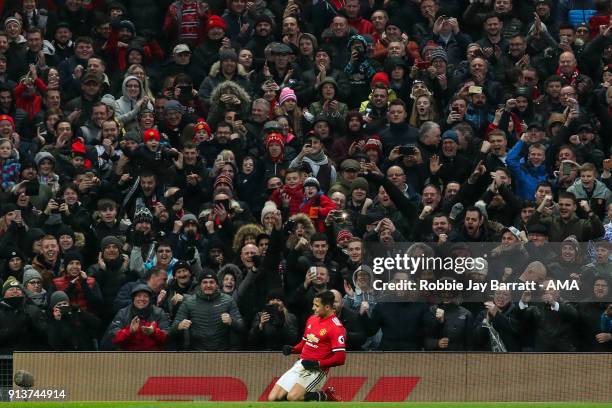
[501, 226, 521, 240]
[562, 235, 579, 250]
[34, 151, 56, 166]
[206, 15, 227, 32]
[441, 130, 458, 144]
[370, 72, 390, 89]
[0, 203, 18, 217]
[4, 17, 21, 28]
[55, 225, 75, 240]
[219, 48, 238, 62]
[133, 206, 153, 225]
[254, 14, 274, 27]
[198, 272, 219, 284]
[350, 177, 369, 193]
[263, 120, 283, 134]
[194, 120, 212, 136]
[143, 128, 161, 143]
[214, 175, 234, 191]
[173, 261, 192, 274]
[266, 288, 286, 303]
[63, 250, 83, 266]
[260, 201, 278, 224]
[100, 235, 121, 250]
[364, 138, 382, 154]
[265, 132, 285, 148]
[279, 87, 297, 105]
[429, 48, 448, 63]
[118, 20, 136, 34]
[71, 139, 86, 156]
[22, 266, 42, 286]
[303, 177, 320, 191]
[50, 291, 69, 308]
[164, 100, 185, 114]
[181, 213, 198, 225]
[0, 114, 14, 130]
[337, 229, 353, 242]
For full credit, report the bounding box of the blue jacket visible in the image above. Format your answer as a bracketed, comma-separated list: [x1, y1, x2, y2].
[506, 140, 548, 200]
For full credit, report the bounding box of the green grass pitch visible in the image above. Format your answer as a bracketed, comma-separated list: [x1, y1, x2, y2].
[0, 402, 609, 408]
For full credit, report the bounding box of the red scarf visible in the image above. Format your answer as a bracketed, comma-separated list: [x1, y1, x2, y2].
[556, 66, 580, 86]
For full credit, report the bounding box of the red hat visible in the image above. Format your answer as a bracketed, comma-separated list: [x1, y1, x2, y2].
[0, 114, 15, 129]
[71, 139, 86, 156]
[265, 132, 285, 147]
[143, 128, 161, 143]
[364, 137, 382, 153]
[336, 229, 353, 242]
[214, 174, 234, 191]
[194, 120, 212, 136]
[370, 72, 389, 89]
[206, 15, 227, 32]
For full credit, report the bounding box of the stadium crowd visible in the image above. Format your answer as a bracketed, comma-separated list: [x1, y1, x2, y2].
[0, 0, 611, 353]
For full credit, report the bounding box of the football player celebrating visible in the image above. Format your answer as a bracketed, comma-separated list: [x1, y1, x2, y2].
[268, 290, 347, 402]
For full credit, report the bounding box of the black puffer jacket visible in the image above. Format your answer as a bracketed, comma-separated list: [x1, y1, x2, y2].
[171, 287, 245, 350]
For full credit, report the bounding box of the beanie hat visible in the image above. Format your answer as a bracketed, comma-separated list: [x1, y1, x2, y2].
[55, 225, 75, 241]
[22, 266, 42, 286]
[143, 128, 161, 143]
[303, 177, 320, 191]
[181, 213, 198, 225]
[279, 87, 297, 105]
[266, 288, 286, 303]
[429, 48, 448, 63]
[164, 100, 185, 114]
[260, 201, 278, 224]
[71, 139, 86, 156]
[207, 15, 227, 32]
[119, 20, 136, 35]
[194, 120, 212, 136]
[265, 132, 285, 148]
[364, 138, 382, 154]
[34, 151, 55, 166]
[214, 174, 234, 191]
[219, 47, 238, 62]
[0, 203, 18, 217]
[133, 206, 153, 225]
[63, 250, 83, 266]
[4, 17, 21, 29]
[198, 272, 219, 284]
[441, 130, 458, 144]
[562, 235, 579, 250]
[50, 291, 69, 308]
[255, 14, 274, 27]
[0, 114, 14, 129]
[350, 177, 369, 193]
[100, 235, 121, 250]
[263, 120, 283, 134]
[124, 130, 142, 143]
[173, 261, 192, 274]
[336, 229, 353, 242]
[370, 72, 390, 89]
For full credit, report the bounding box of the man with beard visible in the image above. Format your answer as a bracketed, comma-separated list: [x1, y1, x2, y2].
[449, 206, 497, 242]
[172, 272, 245, 350]
[163, 261, 197, 320]
[463, 85, 494, 136]
[244, 15, 275, 69]
[0, 279, 47, 353]
[576, 277, 612, 351]
[127, 206, 156, 276]
[88, 236, 132, 325]
[30, 235, 61, 289]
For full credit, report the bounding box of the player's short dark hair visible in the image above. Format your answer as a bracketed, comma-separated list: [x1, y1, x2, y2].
[314, 290, 335, 307]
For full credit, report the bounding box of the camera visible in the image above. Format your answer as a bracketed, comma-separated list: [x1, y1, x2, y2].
[399, 145, 416, 156]
[283, 219, 297, 236]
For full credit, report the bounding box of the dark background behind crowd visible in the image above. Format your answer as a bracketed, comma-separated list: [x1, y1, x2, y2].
[0, 0, 611, 353]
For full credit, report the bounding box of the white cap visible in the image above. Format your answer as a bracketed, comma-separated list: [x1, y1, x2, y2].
[173, 44, 190, 54]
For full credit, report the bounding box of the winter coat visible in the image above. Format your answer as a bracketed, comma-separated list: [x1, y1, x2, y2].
[366, 300, 430, 351]
[506, 140, 548, 200]
[47, 307, 100, 351]
[424, 303, 474, 351]
[473, 303, 521, 351]
[516, 301, 578, 352]
[171, 287, 244, 350]
[107, 305, 170, 351]
[531, 211, 605, 242]
[199, 61, 252, 107]
[0, 298, 48, 352]
[299, 193, 337, 233]
[52, 274, 103, 313]
[114, 76, 153, 131]
[205, 79, 252, 129]
[566, 179, 612, 220]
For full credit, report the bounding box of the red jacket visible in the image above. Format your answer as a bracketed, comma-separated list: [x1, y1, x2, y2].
[349, 17, 375, 36]
[14, 78, 47, 119]
[112, 321, 168, 351]
[299, 193, 337, 232]
[270, 183, 304, 216]
[52, 275, 99, 312]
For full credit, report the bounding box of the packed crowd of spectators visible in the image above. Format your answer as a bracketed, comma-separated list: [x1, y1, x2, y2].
[0, 0, 611, 353]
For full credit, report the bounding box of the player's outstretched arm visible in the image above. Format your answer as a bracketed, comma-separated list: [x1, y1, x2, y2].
[282, 338, 305, 355]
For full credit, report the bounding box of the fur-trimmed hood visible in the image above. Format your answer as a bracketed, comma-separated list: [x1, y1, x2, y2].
[209, 60, 249, 78]
[210, 80, 252, 108]
[232, 223, 264, 254]
[286, 213, 316, 250]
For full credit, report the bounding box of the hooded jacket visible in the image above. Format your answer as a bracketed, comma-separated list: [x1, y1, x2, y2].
[199, 61, 252, 107]
[114, 76, 153, 131]
[206, 80, 252, 129]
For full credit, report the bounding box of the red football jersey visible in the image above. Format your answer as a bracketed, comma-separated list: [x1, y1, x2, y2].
[300, 314, 346, 365]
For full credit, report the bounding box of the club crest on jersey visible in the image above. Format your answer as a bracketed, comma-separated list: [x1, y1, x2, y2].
[306, 333, 320, 343]
[319, 329, 327, 336]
